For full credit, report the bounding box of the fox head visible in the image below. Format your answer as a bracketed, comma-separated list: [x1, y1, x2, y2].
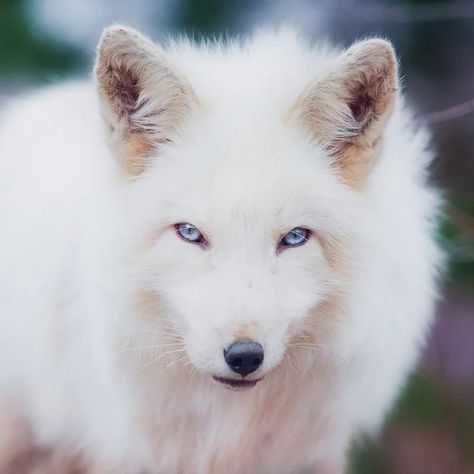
[95, 26, 398, 389]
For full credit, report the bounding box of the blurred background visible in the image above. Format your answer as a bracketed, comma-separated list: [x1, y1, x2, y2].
[0, 0, 473, 472]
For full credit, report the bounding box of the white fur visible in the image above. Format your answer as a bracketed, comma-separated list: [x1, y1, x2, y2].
[0, 28, 441, 474]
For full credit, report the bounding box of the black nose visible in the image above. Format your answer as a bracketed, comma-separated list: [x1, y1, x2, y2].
[224, 341, 264, 377]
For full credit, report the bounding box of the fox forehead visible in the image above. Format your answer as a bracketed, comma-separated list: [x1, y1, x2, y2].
[137, 146, 358, 252]
[145, 111, 332, 199]
[164, 31, 335, 112]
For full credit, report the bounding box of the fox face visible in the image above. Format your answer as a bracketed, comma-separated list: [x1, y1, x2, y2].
[96, 26, 397, 389]
[127, 137, 360, 386]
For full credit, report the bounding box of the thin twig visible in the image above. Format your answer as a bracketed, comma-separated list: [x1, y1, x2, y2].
[316, 1, 474, 23]
[423, 98, 474, 124]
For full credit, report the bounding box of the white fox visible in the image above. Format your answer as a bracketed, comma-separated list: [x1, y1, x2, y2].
[0, 26, 441, 474]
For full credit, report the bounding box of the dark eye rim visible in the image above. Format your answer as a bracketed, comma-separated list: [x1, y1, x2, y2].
[277, 227, 311, 252]
[174, 222, 209, 248]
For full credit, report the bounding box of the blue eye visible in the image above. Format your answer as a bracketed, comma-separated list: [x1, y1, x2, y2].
[279, 227, 310, 249]
[175, 223, 206, 245]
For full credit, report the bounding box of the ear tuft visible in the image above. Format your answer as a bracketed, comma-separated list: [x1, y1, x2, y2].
[296, 38, 398, 188]
[96, 26, 147, 120]
[95, 25, 194, 175]
[342, 39, 397, 136]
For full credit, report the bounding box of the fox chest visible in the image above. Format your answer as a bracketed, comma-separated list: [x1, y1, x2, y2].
[143, 392, 327, 474]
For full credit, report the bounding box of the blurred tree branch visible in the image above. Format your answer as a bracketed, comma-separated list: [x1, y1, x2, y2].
[316, 1, 474, 23]
[424, 99, 474, 124]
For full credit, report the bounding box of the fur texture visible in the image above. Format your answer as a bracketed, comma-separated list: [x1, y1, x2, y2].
[0, 26, 441, 474]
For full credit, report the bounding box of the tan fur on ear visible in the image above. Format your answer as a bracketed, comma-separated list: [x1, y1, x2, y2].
[296, 39, 398, 188]
[95, 25, 195, 175]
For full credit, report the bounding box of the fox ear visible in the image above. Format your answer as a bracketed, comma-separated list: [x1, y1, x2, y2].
[95, 26, 194, 174]
[296, 39, 398, 188]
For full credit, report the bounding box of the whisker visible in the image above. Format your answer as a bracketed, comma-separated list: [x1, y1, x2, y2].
[156, 348, 187, 358]
[116, 342, 183, 354]
[139, 348, 186, 372]
[288, 344, 325, 351]
[160, 354, 189, 372]
[288, 342, 324, 348]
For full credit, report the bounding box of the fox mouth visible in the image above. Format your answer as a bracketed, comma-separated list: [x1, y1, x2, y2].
[212, 375, 264, 391]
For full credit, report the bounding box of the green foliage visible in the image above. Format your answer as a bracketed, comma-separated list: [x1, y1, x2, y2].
[175, 0, 253, 36]
[439, 199, 474, 285]
[350, 374, 442, 474]
[351, 439, 385, 474]
[0, 0, 85, 80]
[455, 395, 474, 462]
[350, 374, 474, 473]
[390, 373, 447, 426]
